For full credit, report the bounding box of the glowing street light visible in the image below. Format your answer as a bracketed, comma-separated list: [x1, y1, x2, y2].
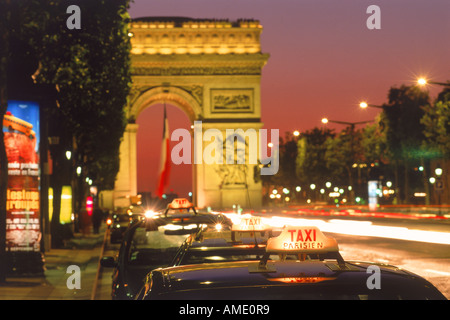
[417, 77, 450, 87]
[321, 118, 373, 128]
[359, 101, 383, 109]
[417, 78, 427, 86]
[293, 130, 300, 137]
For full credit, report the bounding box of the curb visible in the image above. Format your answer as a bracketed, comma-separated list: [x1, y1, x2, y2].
[90, 228, 108, 300]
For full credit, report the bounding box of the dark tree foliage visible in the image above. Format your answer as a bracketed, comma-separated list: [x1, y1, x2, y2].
[1, 0, 132, 249]
[381, 85, 430, 203]
[297, 127, 335, 187]
[32, 0, 132, 192]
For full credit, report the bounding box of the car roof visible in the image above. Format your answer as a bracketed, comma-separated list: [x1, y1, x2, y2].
[143, 211, 232, 230]
[150, 260, 446, 300]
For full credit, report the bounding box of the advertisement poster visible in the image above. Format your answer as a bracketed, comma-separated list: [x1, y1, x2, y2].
[3, 100, 41, 252]
[368, 180, 379, 212]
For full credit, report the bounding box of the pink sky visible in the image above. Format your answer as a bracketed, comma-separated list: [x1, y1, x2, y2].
[130, 0, 450, 196]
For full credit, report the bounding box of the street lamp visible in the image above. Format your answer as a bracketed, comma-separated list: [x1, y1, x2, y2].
[359, 101, 383, 109]
[293, 130, 300, 137]
[435, 167, 443, 176]
[321, 118, 374, 129]
[417, 77, 450, 87]
[321, 117, 373, 204]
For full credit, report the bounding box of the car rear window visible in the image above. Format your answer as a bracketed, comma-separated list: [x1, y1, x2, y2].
[128, 226, 189, 266]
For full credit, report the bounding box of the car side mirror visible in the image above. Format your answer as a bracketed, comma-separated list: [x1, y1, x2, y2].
[100, 256, 116, 268]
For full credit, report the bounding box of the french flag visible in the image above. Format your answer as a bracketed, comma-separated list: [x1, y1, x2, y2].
[156, 105, 171, 198]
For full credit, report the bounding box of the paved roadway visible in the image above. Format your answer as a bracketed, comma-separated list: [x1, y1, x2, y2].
[330, 233, 450, 299]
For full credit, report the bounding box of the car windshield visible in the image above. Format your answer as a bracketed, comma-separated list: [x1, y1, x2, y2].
[127, 225, 190, 267]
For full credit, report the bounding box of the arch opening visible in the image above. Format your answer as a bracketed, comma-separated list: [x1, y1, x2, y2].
[136, 102, 193, 208]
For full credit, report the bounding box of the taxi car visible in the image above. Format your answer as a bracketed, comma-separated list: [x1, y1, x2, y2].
[170, 214, 272, 266]
[109, 206, 145, 244]
[136, 225, 446, 300]
[101, 198, 232, 300]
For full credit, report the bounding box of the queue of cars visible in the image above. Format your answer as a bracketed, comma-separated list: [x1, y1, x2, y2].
[102, 198, 447, 300]
[101, 198, 233, 299]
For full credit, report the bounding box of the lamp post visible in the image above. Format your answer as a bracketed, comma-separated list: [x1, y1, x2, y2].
[321, 118, 373, 131]
[417, 78, 450, 87]
[359, 101, 383, 109]
[321, 118, 373, 203]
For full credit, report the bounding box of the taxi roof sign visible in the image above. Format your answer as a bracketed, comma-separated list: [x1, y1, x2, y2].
[168, 198, 194, 209]
[266, 226, 339, 254]
[231, 215, 270, 232]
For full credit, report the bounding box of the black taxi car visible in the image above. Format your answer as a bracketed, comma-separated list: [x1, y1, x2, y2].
[108, 206, 145, 244]
[101, 198, 232, 300]
[170, 214, 273, 266]
[136, 225, 446, 300]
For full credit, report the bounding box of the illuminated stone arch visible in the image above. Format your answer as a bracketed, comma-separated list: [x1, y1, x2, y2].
[113, 17, 269, 209]
[129, 86, 202, 124]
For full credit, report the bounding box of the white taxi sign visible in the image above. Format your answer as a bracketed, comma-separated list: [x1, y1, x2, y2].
[231, 215, 269, 232]
[266, 226, 338, 254]
[168, 198, 194, 209]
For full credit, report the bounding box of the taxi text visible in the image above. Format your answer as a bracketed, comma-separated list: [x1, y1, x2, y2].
[283, 228, 323, 250]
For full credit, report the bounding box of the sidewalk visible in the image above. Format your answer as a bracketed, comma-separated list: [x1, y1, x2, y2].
[0, 226, 106, 300]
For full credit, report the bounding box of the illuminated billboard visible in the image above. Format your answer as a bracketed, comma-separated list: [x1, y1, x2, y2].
[3, 100, 41, 252]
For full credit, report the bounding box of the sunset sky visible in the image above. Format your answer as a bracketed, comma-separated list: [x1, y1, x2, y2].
[128, 0, 450, 196]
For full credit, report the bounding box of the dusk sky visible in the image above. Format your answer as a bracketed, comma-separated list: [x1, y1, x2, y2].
[128, 0, 450, 197]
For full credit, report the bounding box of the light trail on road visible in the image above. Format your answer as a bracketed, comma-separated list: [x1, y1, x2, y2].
[224, 213, 450, 245]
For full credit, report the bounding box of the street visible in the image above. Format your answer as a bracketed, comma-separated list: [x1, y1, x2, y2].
[94, 211, 450, 300]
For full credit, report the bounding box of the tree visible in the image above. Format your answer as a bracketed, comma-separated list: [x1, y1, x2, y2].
[297, 127, 335, 188]
[30, 0, 132, 238]
[421, 87, 450, 204]
[0, 0, 131, 249]
[421, 92, 450, 159]
[0, 0, 12, 283]
[324, 126, 364, 199]
[382, 85, 430, 203]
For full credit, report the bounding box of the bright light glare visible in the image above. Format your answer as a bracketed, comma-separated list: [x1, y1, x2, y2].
[145, 210, 158, 219]
[266, 216, 450, 245]
[359, 102, 368, 109]
[321, 118, 329, 124]
[222, 213, 450, 246]
[417, 78, 427, 85]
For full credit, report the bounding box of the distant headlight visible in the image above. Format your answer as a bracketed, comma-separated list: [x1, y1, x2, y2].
[145, 210, 158, 219]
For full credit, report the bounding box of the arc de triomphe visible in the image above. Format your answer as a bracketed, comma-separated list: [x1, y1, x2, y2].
[113, 17, 270, 209]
